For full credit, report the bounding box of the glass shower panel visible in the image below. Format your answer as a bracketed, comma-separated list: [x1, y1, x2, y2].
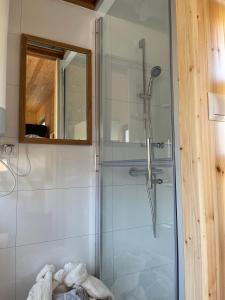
[101, 2, 173, 161]
[101, 166, 176, 299]
[98, 0, 177, 299]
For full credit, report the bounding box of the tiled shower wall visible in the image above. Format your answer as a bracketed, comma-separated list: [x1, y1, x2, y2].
[0, 0, 97, 299]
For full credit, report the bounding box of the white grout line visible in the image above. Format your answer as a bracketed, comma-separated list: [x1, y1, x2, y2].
[16, 185, 97, 192]
[15, 233, 96, 248]
[101, 223, 174, 235]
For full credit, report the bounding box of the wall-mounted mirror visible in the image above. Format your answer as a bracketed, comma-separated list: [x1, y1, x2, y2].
[19, 34, 92, 145]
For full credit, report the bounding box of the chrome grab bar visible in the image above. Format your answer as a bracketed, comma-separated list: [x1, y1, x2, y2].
[129, 167, 163, 184]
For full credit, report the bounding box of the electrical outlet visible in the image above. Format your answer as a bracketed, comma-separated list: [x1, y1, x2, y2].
[0, 144, 16, 158]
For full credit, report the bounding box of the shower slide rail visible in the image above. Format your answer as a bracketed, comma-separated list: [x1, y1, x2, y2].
[138, 38, 163, 238]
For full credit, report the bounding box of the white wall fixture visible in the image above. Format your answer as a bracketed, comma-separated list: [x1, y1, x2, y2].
[0, 0, 9, 136]
[208, 92, 225, 122]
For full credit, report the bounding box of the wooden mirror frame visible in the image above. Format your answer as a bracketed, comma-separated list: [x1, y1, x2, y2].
[19, 34, 92, 145]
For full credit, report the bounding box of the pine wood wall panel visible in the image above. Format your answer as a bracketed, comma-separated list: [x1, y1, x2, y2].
[208, 1, 225, 299]
[175, 0, 220, 299]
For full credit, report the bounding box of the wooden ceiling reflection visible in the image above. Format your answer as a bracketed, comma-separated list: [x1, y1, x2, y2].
[26, 54, 56, 115]
[62, 0, 100, 10]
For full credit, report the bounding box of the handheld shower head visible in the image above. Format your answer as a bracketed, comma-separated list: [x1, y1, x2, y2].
[151, 66, 162, 78]
[147, 66, 161, 97]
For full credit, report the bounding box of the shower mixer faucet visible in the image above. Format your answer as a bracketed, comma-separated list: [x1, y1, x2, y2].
[151, 142, 165, 149]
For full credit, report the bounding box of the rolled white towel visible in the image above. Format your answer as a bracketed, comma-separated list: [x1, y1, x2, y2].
[27, 271, 52, 300]
[53, 263, 77, 294]
[54, 269, 67, 283]
[63, 262, 76, 273]
[36, 265, 55, 282]
[64, 263, 88, 287]
[82, 275, 114, 300]
[64, 263, 114, 299]
[52, 269, 68, 293]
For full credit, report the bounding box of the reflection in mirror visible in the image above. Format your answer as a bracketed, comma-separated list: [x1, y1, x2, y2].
[20, 35, 92, 145]
[62, 52, 87, 140]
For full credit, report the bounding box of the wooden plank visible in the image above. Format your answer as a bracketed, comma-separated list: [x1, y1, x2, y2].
[175, 0, 220, 299]
[208, 1, 225, 299]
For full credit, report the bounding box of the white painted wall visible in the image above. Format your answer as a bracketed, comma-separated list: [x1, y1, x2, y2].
[0, 1, 97, 299]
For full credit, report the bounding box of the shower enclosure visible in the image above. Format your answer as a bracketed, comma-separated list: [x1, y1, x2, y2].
[95, 1, 181, 299]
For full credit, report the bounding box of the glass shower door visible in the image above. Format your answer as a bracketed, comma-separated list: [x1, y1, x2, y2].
[96, 1, 177, 299]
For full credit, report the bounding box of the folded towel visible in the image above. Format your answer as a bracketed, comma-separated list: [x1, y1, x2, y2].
[36, 265, 55, 282]
[64, 263, 88, 287]
[54, 283, 70, 294]
[64, 262, 77, 273]
[27, 271, 52, 300]
[82, 275, 114, 300]
[53, 269, 70, 293]
[54, 269, 67, 283]
[27, 262, 114, 300]
[63, 263, 114, 300]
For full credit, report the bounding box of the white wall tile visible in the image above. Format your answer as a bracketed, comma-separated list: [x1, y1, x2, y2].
[0, 163, 17, 193]
[101, 232, 113, 285]
[112, 142, 146, 161]
[6, 84, 19, 138]
[112, 271, 141, 300]
[16, 235, 95, 300]
[8, 0, 21, 35]
[17, 187, 94, 245]
[158, 70, 172, 107]
[0, 192, 17, 248]
[90, 14, 98, 55]
[3, 0, 98, 299]
[112, 264, 175, 300]
[107, 100, 145, 144]
[18, 144, 95, 190]
[101, 142, 113, 161]
[151, 106, 172, 149]
[111, 167, 175, 226]
[113, 225, 175, 278]
[113, 185, 151, 230]
[102, 186, 113, 232]
[0, 247, 15, 300]
[21, 0, 95, 48]
[110, 16, 170, 71]
[7, 33, 20, 86]
[102, 167, 113, 186]
[157, 186, 174, 226]
[101, 183, 174, 233]
[112, 167, 143, 186]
